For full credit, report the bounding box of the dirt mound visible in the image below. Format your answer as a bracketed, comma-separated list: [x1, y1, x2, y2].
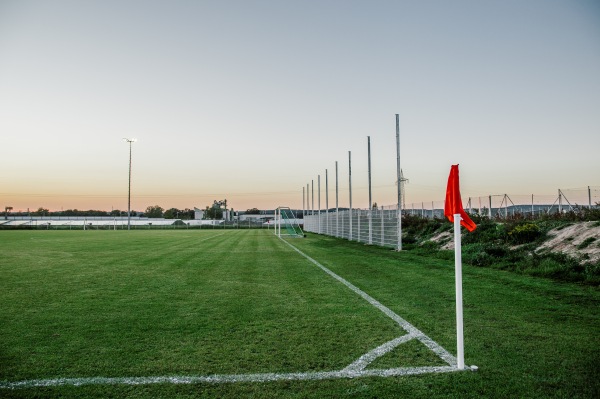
[429, 231, 453, 250]
[536, 221, 600, 263]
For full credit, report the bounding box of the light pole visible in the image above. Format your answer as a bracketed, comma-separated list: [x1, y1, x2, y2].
[123, 138, 137, 230]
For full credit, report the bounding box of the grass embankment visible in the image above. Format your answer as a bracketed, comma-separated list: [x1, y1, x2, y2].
[1, 230, 599, 398]
[401, 211, 600, 285]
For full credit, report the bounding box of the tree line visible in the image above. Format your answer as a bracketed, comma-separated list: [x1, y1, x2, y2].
[7, 203, 274, 219]
[7, 207, 193, 219]
[7, 208, 135, 217]
[142, 206, 195, 219]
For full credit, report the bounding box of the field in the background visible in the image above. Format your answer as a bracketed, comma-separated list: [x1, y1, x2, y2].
[0, 230, 598, 398]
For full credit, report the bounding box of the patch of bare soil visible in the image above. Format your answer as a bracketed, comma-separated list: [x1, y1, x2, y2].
[536, 221, 600, 264]
[429, 231, 453, 250]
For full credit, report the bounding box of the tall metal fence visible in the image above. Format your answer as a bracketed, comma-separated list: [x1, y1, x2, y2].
[303, 208, 400, 248]
[304, 186, 599, 249]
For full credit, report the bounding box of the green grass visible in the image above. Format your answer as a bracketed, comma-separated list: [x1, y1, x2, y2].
[578, 237, 596, 250]
[1, 230, 599, 398]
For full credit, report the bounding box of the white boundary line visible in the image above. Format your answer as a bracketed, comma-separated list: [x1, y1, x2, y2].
[0, 233, 461, 390]
[279, 238, 458, 367]
[2, 366, 459, 389]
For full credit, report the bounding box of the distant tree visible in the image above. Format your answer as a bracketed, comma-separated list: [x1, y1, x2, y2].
[203, 205, 223, 220]
[168, 208, 194, 220]
[145, 205, 164, 218]
[246, 208, 261, 215]
[202, 200, 228, 219]
[110, 209, 122, 216]
[182, 208, 194, 220]
[54, 209, 109, 217]
[372, 202, 378, 210]
[164, 208, 185, 219]
[86, 209, 109, 216]
[34, 207, 49, 216]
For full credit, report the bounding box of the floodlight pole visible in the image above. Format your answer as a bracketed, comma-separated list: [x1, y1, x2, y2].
[123, 138, 136, 230]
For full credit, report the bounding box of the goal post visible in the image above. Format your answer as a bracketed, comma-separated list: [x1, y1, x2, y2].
[275, 207, 304, 238]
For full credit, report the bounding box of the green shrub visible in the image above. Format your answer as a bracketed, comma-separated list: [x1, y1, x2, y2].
[584, 261, 600, 284]
[485, 245, 508, 258]
[403, 235, 417, 245]
[462, 219, 504, 244]
[508, 223, 541, 244]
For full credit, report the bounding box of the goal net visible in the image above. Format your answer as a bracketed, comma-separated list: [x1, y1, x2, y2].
[275, 207, 304, 238]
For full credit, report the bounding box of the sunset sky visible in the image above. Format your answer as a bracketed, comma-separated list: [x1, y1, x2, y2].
[1, 0, 599, 213]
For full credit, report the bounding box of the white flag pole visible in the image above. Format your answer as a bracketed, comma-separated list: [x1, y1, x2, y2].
[454, 213, 465, 369]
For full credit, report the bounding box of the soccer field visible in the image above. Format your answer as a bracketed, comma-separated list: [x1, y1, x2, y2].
[1, 230, 598, 398]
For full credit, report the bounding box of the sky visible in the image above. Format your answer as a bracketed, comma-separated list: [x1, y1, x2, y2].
[1, 0, 599, 213]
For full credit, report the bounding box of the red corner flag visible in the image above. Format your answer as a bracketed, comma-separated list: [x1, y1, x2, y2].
[444, 165, 477, 232]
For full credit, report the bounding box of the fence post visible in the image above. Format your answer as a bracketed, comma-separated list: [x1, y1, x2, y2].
[357, 209, 361, 242]
[395, 114, 402, 251]
[349, 150, 353, 241]
[335, 161, 339, 237]
[311, 180, 314, 216]
[318, 175, 321, 234]
[368, 136, 373, 245]
[558, 189, 562, 214]
[306, 183, 309, 217]
[326, 169, 329, 235]
[381, 208, 384, 246]
[341, 209, 345, 238]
